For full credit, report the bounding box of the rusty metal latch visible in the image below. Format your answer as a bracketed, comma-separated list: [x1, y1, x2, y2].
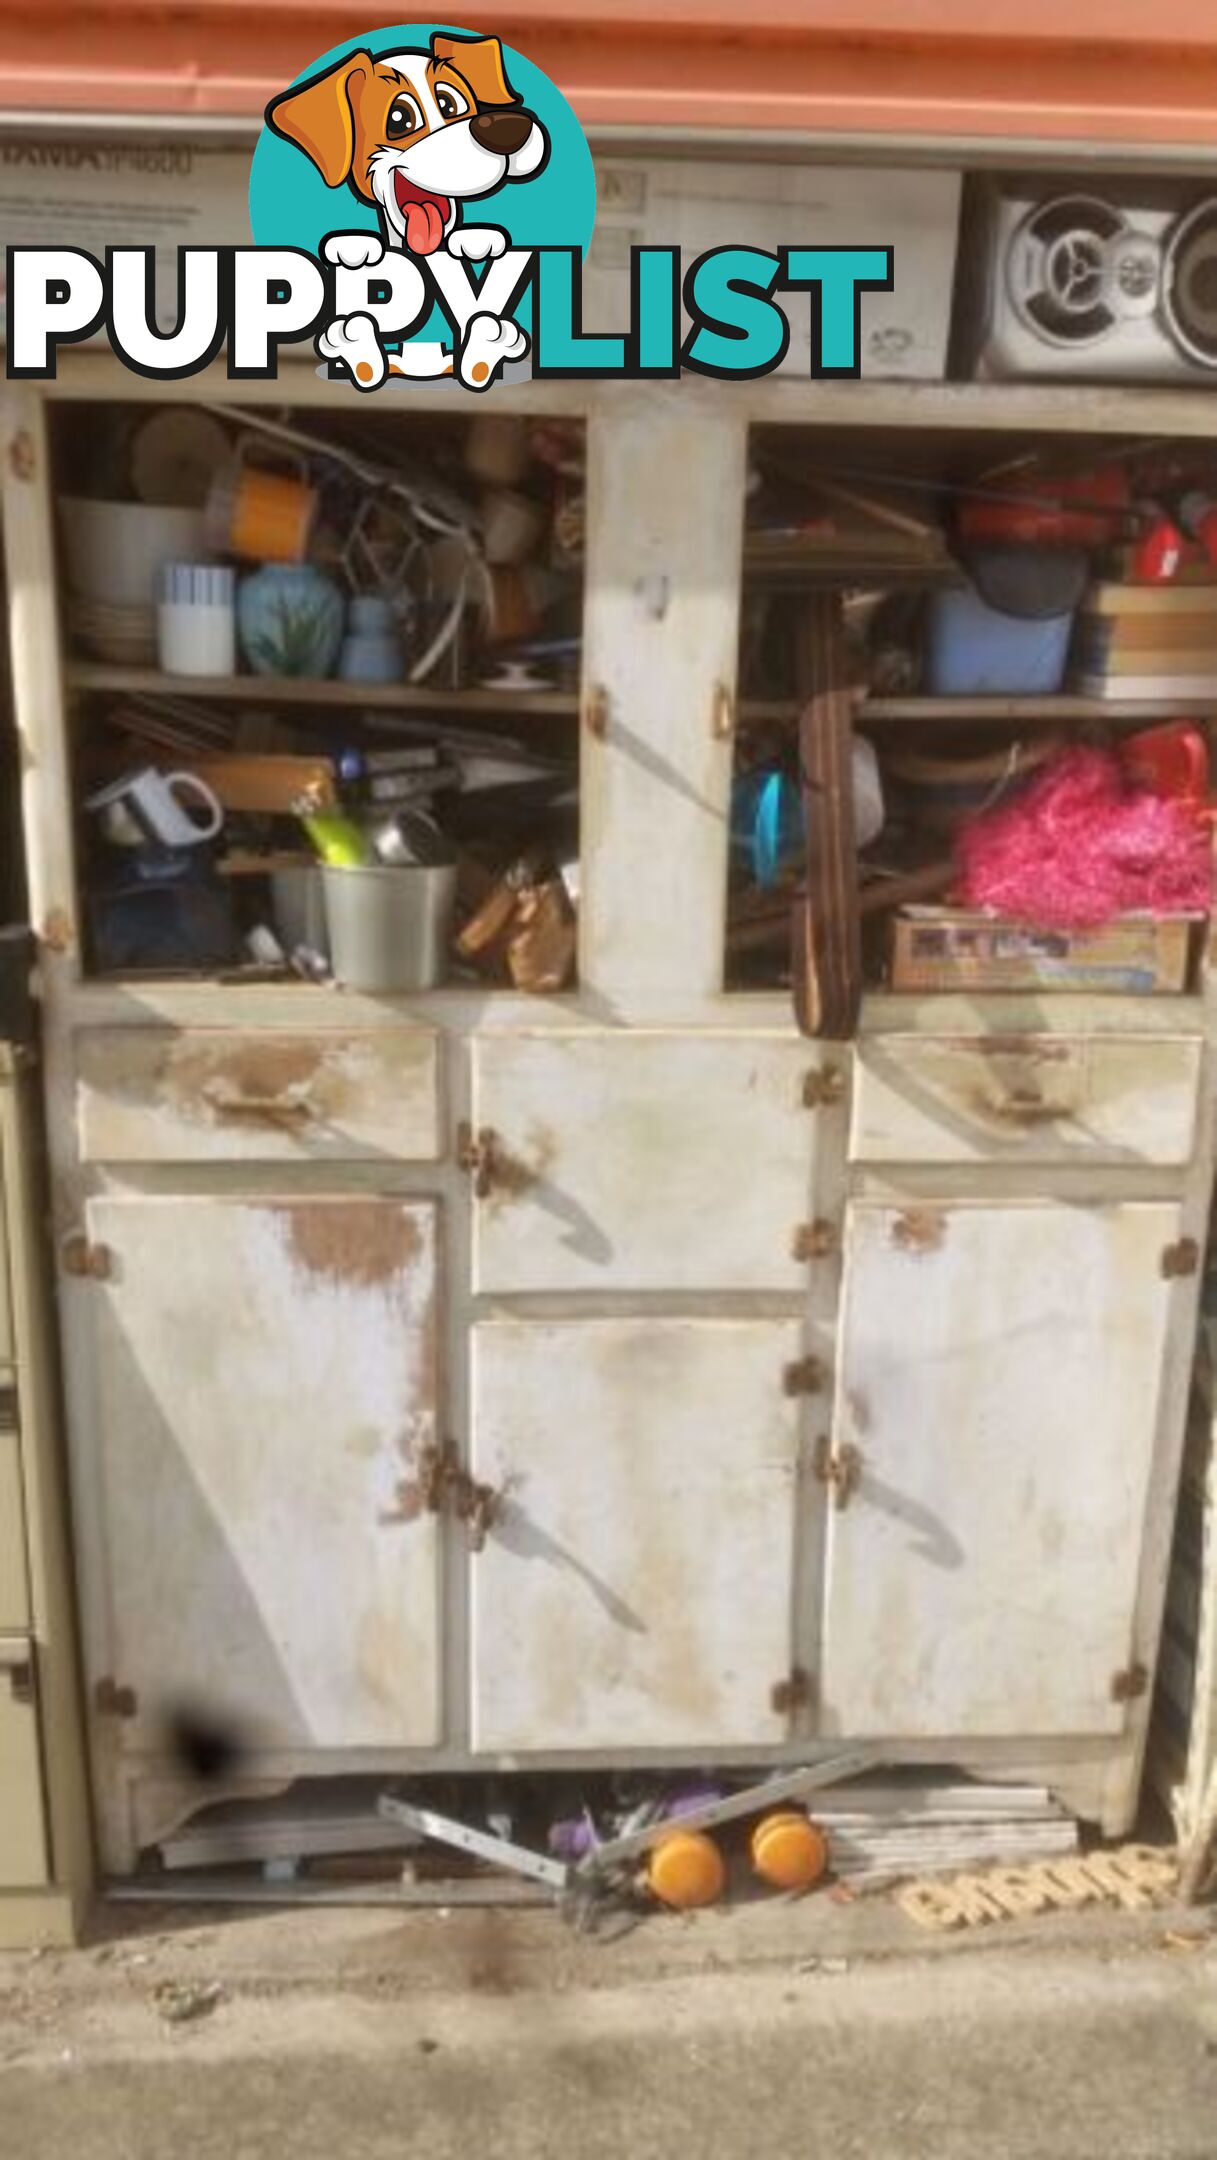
[1111, 1663, 1149, 1704]
[813, 1433, 862, 1510]
[792, 1219, 838, 1264]
[456, 1122, 501, 1200]
[1161, 1238, 1200, 1280]
[417, 1438, 504, 1552]
[61, 1233, 113, 1281]
[582, 683, 609, 740]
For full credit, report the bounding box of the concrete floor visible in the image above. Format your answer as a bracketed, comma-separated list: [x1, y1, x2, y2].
[2, 1894, 1216, 2157]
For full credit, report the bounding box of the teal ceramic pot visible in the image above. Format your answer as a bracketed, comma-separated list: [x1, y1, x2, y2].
[237, 563, 344, 678]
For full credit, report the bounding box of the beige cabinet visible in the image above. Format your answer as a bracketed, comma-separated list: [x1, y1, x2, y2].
[3, 357, 1213, 1870]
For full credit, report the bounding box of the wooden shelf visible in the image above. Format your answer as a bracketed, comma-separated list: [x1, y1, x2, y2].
[860, 694, 1217, 724]
[65, 663, 580, 719]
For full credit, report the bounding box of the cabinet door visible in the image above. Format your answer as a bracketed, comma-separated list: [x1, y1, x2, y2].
[472, 1032, 819, 1293]
[820, 1201, 1182, 1739]
[85, 1196, 442, 1751]
[469, 1317, 804, 1752]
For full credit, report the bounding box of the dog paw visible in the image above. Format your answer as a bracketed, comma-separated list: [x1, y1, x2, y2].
[323, 232, 385, 271]
[317, 312, 386, 391]
[447, 226, 507, 264]
[459, 311, 529, 390]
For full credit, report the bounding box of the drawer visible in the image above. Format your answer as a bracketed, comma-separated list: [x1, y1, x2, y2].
[471, 1031, 820, 1293]
[0, 1640, 47, 1888]
[851, 1035, 1203, 1167]
[0, 1421, 29, 1631]
[76, 1027, 442, 1163]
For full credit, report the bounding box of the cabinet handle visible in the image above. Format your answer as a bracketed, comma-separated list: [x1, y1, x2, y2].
[990, 1088, 1059, 1125]
[6, 1659, 33, 1706]
[202, 1085, 316, 1128]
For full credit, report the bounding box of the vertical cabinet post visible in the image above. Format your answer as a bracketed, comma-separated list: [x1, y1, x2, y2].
[579, 394, 747, 1011]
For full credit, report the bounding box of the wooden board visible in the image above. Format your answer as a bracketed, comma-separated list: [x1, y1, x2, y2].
[792, 593, 861, 1040]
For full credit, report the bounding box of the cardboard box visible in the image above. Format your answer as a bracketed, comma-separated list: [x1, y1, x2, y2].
[889, 909, 1195, 994]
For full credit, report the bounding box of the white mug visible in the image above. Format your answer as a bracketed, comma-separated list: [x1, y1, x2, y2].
[158, 562, 236, 678]
[86, 766, 224, 850]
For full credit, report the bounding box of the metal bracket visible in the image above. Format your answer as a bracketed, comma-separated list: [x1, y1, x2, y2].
[379, 1794, 569, 1891]
[574, 1750, 881, 1879]
[1161, 1238, 1200, 1280]
[813, 1434, 862, 1510]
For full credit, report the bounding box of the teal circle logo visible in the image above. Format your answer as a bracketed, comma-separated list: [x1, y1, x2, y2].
[249, 23, 595, 383]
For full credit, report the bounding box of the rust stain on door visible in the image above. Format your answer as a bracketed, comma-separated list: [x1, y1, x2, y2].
[274, 1201, 423, 1287]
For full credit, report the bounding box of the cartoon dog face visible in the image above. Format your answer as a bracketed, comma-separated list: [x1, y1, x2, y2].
[267, 33, 548, 257]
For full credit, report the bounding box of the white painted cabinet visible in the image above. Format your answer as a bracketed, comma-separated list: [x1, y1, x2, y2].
[471, 1031, 819, 1293]
[820, 1200, 1184, 1738]
[469, 1317, 805, 1751]
[83, 1196, 443, 1752]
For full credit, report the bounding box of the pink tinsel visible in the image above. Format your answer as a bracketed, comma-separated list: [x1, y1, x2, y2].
[955, 746, 1213, 929]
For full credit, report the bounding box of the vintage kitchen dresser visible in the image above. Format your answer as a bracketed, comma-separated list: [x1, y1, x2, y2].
[3, 338, 1215, 1872]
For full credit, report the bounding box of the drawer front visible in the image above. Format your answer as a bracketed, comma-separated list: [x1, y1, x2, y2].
[851, 1035, 1203, 1167]
[472, 1031, 821, 1293]
[0, 1421, 29, 1631]
[0, 1640, 47, 1887]
[76, 1027, 442, 1163]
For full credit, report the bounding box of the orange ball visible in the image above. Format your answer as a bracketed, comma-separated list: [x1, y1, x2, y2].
[750, 1811, 829, 1891]
[646, 1829, 727, 1909]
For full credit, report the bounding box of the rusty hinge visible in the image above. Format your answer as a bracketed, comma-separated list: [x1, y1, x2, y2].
[61, 1233, 113, 1281]
[1161, 1237, 1200, 1280]
[813, 1433, 862, 1510]
[1110, 1662, 1149, 1704]
[417, 1438, 504, 1552]
[792, 1219, 838, 1264]
[582, 682, 609, 739]
[783, 1355, 828, 1398]
[802, 1065, 846, 1109]
[770, 1666, 814, 1716]
[95, 1677, 137, 1719]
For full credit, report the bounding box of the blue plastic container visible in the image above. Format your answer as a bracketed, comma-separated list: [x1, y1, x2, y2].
[927, 582, 1073, 696]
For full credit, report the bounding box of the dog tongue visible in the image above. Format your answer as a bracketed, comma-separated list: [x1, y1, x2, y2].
[404, 197, 446, 256]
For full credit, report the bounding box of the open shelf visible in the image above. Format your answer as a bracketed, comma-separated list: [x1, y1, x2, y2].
[65, 663, 580, 720]
[861, 694, 1217, 724]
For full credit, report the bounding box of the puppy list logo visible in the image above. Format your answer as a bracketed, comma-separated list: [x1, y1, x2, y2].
[6, 22, 894, 390]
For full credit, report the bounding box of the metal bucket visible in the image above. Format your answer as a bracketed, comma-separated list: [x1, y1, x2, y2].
[322, 862, 457, 992]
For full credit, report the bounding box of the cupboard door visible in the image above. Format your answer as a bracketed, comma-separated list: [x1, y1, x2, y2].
[469, 1318, 803, 1752]
[820, 1201, 1181, 1739]
[85, 1197, 442, 1751]
[471, 1032, 819, 1293]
